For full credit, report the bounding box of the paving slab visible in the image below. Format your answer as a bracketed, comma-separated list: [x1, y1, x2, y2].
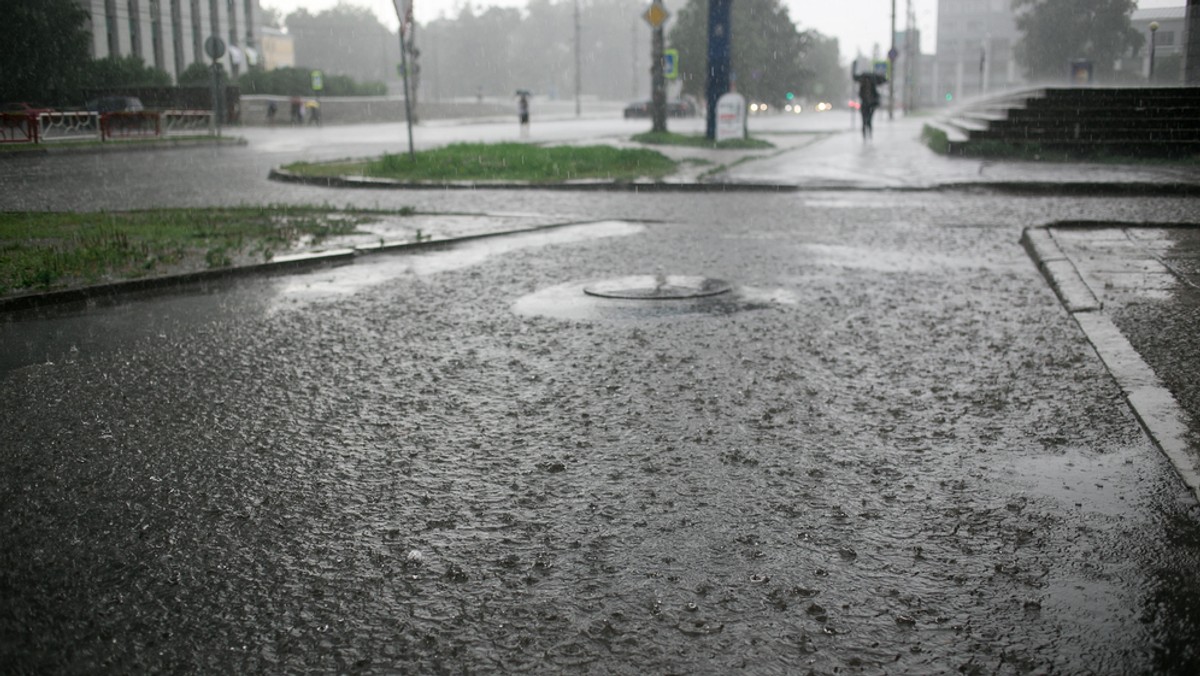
[1024, 223, 1200, 502]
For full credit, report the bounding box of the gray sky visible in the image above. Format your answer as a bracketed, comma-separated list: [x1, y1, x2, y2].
[262, 0, 1182, 62]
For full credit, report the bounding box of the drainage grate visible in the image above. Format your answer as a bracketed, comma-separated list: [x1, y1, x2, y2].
[583, 275, 732, 300]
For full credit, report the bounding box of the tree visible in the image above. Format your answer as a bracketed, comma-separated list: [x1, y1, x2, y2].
[285, 5, 399, 85]
[668, 0, 841, 106]
[178, 62, 228, 87]
[83, 55, 174, 89]
[0, 0, 92, 104]
[1013, 0, 1144, 81]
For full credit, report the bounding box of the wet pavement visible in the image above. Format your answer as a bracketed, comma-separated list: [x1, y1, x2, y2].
[2, 116, 1200, 673]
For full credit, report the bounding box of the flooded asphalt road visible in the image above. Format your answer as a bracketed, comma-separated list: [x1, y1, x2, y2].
[3, 186, 1200, 673]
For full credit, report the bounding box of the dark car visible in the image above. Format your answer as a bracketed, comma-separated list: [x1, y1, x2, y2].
[85, 96, 145, 114]
[1, 102, 55, 116]
[623, 99, 697, 119]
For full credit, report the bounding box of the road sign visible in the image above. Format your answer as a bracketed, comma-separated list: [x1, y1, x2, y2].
[204, 36, 225, 60]
[643, 1, 670, 29]
[715, 92, 745, 142]
[887, 47, 898, 60]
[664, 49, 678, 80]
[311, 70, 324, 92]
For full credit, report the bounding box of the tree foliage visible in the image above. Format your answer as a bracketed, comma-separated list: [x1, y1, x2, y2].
[668, 0, 843, 106]
[238, 67, 386, 97]
[0, 0, 92, 104]
[177, 62, 229, 87]
[419, 0, 656, 101]
[1013, 0, 1144, 81]
[285, 5, 399, 85]
[84, 55, 173, 90]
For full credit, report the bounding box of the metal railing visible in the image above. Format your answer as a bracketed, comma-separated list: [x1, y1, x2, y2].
[39, 112, 99, 142]
[1, 113, 39, 144]
[1, 111, 214, 144]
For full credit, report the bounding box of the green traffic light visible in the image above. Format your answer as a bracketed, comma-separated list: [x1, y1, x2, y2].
[945, 93, 954, 101]
[785, 92, 794, 100]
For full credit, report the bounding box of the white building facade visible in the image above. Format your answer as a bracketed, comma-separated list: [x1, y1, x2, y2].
[76, 0, 263, 82]
[934, 0, 1022, 105]
[1130, 7, 1188, 82]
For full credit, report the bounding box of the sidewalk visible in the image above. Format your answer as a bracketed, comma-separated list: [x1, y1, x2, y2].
[1024, 224, 1200, 501]
[724, 116, 1200, 192]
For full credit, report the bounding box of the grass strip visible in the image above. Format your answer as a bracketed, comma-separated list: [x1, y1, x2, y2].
[0, 205, 411, 295]
[284, 142, 677, 183]
[632, 131, 774, 150]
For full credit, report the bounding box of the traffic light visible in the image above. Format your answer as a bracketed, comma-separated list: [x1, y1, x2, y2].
[945, 92, 953, 102]
[785, 92, 794, 101]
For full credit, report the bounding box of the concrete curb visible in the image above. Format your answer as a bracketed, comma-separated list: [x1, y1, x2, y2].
[0, 136, 246, 160]
[1022, 224, 1200, 503]
[267, 167, 798, 193]
[1020, 227, 1102, 313]
[0, 218, 616, 314]
[269, 167, 1200, 196]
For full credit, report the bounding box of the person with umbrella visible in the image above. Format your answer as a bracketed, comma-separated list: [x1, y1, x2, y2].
[853, 68, 886, 140]
[516, 90, 531, 138]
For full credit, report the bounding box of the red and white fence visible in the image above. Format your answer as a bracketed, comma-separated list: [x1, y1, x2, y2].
[1, 110, 214, 144]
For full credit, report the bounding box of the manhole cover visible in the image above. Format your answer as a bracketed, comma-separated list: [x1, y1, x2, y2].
[583, 275, 732, 300]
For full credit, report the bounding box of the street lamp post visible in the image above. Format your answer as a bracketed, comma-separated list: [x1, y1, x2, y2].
[1149, 21, 1160, 82]
[889, 0, 896, 120]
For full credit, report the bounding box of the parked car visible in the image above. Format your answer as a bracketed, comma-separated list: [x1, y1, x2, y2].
[623, 99, 697, 119]
[86, 96, 145, 114]
[1, 102, 55, 116]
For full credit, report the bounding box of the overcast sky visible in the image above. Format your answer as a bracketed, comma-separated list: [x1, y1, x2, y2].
[262, 0, 1183, 62]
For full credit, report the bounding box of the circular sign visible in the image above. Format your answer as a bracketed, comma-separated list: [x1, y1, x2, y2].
[205, 36, 226, 60]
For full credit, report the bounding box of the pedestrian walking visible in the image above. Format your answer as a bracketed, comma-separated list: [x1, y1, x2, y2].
[305, 99, 321, 127]
[853, 70, 884, 140]
[517, 91, 530, 138]
[266, 100, 278, 126]
[289, 96, 303, 125]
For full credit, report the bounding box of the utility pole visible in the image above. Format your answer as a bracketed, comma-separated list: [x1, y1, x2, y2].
[575, 0, 582, 117]
[705, 0, 732, 139]
[889, 0, 896, 120]
[1187, 0, 1200, 84]
[393, 0, 415, 161]
[644, 0, 669, 133]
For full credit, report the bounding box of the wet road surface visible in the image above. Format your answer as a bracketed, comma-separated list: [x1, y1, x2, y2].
[4, 183, 1200, 672]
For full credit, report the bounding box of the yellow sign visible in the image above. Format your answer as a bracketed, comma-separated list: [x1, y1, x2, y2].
[642, 2, 670, 29]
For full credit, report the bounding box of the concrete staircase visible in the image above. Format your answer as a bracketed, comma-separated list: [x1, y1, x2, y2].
[931, 87, 1200, 158]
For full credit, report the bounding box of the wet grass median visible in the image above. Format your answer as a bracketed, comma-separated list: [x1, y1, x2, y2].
[0, 205, 412, 297]
[282, 142, 677, 183]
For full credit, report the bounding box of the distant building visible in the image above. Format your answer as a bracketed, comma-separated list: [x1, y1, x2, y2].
[933, 0, 1022, 105]
[75, 0, 264, 82]
[892, 28, 937, 111]
[1128, 6, 1188, 83]
[260, 26, 294, 71]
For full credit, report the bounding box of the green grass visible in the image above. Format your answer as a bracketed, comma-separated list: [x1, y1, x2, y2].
[632, 131, 774, 150]
[284, 142, 677, 182]
[0, 205, 411, 295]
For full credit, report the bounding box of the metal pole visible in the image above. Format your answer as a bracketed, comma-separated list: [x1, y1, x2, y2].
[1186, 0, 1200, 84]
[1149, 23, 1159, 81]
[651, 9, 667, 133]
[889, 0, 896, 120]
[705, 0, 732, 139]
[575, 0, 582, 117]
[395, 1, 415, 161]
